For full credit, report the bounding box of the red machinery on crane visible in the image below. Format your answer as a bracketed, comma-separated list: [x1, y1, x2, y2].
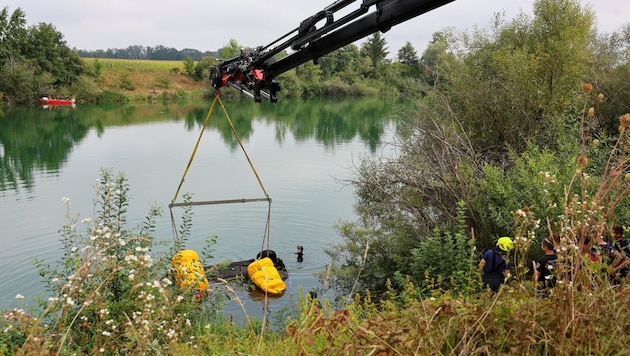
[209, 0, 455, 102]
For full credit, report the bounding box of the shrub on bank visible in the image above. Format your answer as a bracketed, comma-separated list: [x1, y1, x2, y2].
[97, 90, 129, 104]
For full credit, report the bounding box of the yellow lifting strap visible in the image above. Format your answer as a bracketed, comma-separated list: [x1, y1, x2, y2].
[170, 93, 270, 205]
[168, 93, 273, 251]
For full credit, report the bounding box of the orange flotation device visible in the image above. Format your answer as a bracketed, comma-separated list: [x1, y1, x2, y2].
[171, 249, 209, 292]
[247, 257, 286, 294]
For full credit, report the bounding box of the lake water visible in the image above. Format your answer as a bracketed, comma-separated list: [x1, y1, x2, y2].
[0, 97, 406, 320]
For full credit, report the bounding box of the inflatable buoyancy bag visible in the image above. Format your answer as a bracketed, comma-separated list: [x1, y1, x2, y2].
[171, 249, 199, 267]
[171, 249, 209, 292]
[247, 257, 286, 294]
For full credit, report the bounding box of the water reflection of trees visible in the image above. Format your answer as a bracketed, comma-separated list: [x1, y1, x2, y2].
[0, 97, 405, 193]
[209, 97, 407, 152]
[0, 106, 91, 194]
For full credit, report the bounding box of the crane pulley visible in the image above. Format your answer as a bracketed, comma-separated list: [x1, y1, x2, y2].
[209, 0, 455, 102]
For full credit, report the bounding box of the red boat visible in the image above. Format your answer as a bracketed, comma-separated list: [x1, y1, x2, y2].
[39, 96, 76, 106]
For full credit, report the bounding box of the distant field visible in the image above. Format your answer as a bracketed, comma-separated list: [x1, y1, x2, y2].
[81, 58, 207, 95]
[82, 58, 185, 71]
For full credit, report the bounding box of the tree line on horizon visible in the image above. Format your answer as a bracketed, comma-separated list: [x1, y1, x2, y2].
[0, 5, 427, 105]
[76, 45, 219, 61]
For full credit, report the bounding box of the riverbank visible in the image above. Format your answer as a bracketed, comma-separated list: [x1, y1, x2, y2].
[82, 58, 211, 102]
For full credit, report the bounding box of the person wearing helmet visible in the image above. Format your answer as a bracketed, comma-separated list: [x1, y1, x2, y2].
[478, 237, 514, 291]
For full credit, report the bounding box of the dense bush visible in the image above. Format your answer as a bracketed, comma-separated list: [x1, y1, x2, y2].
[410, 202, 479, 295]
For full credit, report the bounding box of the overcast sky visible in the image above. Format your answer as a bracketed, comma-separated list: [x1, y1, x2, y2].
[3, 0, 629, 56]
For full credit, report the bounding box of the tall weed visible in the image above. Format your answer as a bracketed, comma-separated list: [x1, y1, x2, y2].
[1, 169, 217, 355]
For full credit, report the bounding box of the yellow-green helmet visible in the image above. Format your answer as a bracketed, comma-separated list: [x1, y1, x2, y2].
[497, 237, 514, 252]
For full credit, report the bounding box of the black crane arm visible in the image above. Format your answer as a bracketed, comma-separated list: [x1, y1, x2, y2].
[209, 0, 455, 102]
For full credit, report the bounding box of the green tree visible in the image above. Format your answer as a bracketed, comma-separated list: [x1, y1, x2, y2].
[295, 61, 323, 96]
[319, 44, 361, 79]
[419, 31, 456, 87]
[360, 32, 389, 78]
[595, 24, 630, 132]
[193, 56, 217, 81]
[0, 7, 27, 70]
[219, 38, 243, 59]
[25, 22, 84, 86]
[397, 41, 418, 66]
[396, 41, 421, 81]
[444, 0, 595, 152]
[183, 56, 195, 76]
[0, 61, 38, 104]
[88, 58, 102, 79]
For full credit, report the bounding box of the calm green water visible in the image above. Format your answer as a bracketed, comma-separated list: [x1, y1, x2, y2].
[0, 96, 407, 318]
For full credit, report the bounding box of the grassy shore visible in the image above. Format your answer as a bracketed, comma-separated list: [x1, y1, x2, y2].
[82, 58, 210, 101]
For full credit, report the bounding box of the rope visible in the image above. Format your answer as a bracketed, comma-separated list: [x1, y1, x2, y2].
[217, 95, 269, 197]
[168, 91, 275, 331]
[170, 94, 219, 204]
[168, 92, 273, 248]
[215, 95, 273, 261]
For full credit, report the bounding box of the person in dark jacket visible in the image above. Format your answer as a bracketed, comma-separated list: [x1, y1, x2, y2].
[479, 237, 514, 292]
[533, 238, 558, 291]
[612, 226, 630, 281]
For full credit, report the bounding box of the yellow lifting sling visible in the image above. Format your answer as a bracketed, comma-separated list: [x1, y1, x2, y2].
[168, 93, 273, 263]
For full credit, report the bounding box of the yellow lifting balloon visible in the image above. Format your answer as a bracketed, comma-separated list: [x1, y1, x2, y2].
[171, 249, 209, 292]
[247, 257, 286, 294]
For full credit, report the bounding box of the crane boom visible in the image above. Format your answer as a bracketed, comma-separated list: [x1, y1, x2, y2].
[209, 0, 455, 102]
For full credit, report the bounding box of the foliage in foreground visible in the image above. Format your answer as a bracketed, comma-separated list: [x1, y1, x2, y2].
[322, 0, 630, 301]
[3, 139, 630, 354]
[0, 169, 223, 355]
